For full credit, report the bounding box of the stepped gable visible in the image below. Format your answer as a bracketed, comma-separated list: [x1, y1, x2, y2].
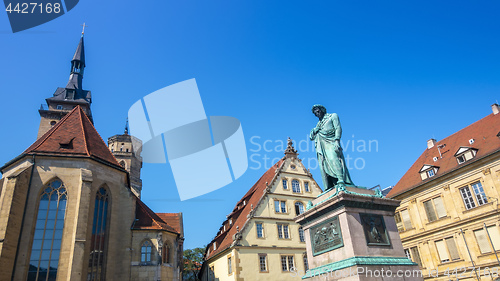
[206, 159, 284, 260]
[134, 197, 180, 234]
[388, 112, 500, 198]
[25, 106, 120, 166]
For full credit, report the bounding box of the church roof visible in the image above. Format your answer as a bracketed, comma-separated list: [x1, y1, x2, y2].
[204, 159, 284, 260]
[156, 213, 183, 235]
[133, 197, 182, 235]
[24, 106, 119, 166]
[387, 111, 500, 198]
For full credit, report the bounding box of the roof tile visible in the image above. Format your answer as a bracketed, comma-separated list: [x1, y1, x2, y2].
[388, 112, 500, 198]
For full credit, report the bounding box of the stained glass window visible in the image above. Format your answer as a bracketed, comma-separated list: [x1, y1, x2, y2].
[88, 187, 110, 280]
[28, 179, 67, 281]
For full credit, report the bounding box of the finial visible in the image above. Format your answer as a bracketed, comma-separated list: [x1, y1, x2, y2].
[284, 137, 298, 156]
[81, 22, 88, 36]
[124, 117, 129, 135]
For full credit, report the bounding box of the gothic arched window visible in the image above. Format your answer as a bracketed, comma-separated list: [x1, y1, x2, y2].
[141, 240, 153, 263]
[28, 179, 67, 281]
[87, 187, 110, 281]
[162, 243, 171, 264]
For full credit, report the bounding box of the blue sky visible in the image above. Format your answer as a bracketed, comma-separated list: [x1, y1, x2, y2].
[1, 0, 499, 250]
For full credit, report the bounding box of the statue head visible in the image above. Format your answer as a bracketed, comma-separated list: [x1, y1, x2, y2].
[312, 104, 327, 119]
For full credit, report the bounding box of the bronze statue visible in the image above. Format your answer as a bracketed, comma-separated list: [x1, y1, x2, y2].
[310, 104, 354, 191]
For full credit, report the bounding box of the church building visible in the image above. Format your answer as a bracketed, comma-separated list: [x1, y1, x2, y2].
[0, 33, 184, 281]
[199, 139, 323, 281]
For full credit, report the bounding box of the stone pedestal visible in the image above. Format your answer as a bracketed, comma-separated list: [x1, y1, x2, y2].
[295, 186, 423, 281]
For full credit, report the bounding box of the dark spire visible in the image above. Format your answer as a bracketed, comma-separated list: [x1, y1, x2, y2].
[66, 28, 86, 90]
[124, 118, 129, 135]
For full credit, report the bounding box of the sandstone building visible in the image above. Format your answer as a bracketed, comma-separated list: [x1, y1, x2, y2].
[0, 33, 184, 281]
[199, 139, 323, 281]
[387, 104, 500, 280]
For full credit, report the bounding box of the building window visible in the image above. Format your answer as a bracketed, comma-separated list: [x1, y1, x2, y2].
[299, 227, 305, 242]
[404, 247, 423, 267]
[258, 254, 268, 272]
[427, 169, 435, 177]
[277, 224, 290, 239]
[274, 200, 287, 213]
[227, 256, 232, 275]
[282, 179, 288, 190]
[295, 202, 305, 215]
[88, 187, 110, 280]
[460, 181, 488, 211]
[50, 121, 57, 126]
[292, 180, 301, 193]
[209, 266, 215, 281]
[419, 165, 439, 181]
[281, 255, 294, 271]
[435, 237, 460, 263]
[395, 209, 412, 232]
[256, 222, 264, 238]
[141, 240, 153, 263]
[303, 253, 309, 271]
[56, 105, 63, 110]
[423, 197, 447, 222]
[28, 179, 67, 281]
[474, 226, 500, 254]
[304, 182, 310, 192]
[455, 147, 478, 164]
[162, 244, 170, 264]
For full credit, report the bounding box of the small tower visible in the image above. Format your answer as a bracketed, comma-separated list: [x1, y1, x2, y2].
[108, 120, 143, 197]
[37, 30, 92, 139]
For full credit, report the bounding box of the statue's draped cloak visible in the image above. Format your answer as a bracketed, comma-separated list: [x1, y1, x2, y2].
[310, 113, 354, 188]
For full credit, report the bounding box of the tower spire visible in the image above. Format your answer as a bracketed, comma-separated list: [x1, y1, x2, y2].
[124, 118, 129, 135]
[66, 29, 85, 90]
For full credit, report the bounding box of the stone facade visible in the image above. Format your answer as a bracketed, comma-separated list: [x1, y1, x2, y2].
[200, 140, 323, 281]
[388, 105, 500, 281]
[0, 34, 184, 281]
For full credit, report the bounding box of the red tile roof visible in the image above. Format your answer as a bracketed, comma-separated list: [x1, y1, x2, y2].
[133, 197, 182, 235]
[157, 213, 183, 235]
[204, 159, 284, 260]
[24, 106, 120, 167]
[387, 112, 500, 198]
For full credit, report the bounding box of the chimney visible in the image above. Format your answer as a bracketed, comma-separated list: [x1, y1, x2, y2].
[492, 104, 500, 115]
[427, 139, 437, 149]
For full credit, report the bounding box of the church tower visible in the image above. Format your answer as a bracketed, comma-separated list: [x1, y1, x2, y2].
[108, 120, 143, 198]
[37, 31, 92, 139]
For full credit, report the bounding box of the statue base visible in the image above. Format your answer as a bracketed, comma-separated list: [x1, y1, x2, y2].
[295, 187, 423, 280]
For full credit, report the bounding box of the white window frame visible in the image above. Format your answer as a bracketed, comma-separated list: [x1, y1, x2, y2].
[292, 180, 301, 193]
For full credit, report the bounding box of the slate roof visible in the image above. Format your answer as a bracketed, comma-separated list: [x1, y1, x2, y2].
[24, 106, 119, 166]
[72, 35, 85, 66]
[204, 159, 284, 260]
[387, 111, 500, 198]
[133, 197, 182, 235]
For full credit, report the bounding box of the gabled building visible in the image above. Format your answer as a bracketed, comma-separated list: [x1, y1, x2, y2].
[0, 33, 183, 281]
[199, 139, 323, 281]
[387, 104, 500, 280]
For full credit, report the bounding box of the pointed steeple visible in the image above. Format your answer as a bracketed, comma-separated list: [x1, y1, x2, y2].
[124, 118, 129, 135]
[66, 33, 85, 89]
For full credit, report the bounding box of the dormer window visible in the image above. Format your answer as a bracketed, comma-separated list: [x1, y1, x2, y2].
[454, 147, 478, 164]
[419, 165, 439, 180]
